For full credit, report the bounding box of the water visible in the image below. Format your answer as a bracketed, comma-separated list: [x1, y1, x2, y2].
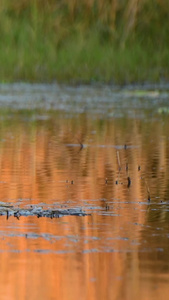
[0, 83, 169, 300]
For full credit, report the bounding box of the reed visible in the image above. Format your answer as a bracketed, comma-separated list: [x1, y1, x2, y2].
[0, 0, 169, 82]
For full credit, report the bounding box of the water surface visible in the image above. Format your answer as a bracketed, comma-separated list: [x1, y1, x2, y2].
[0, 83, 169, 300]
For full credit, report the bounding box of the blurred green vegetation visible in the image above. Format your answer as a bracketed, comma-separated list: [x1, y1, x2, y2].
[0, 0, 169, 83]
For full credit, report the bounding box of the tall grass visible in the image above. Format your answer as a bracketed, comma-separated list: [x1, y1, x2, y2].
[0, 0, 169, 83]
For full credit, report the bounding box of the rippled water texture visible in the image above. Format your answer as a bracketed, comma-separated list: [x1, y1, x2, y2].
[0, 83, 169, 300]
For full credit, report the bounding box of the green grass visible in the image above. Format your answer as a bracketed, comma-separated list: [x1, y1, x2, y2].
[0, 1, 169, 84]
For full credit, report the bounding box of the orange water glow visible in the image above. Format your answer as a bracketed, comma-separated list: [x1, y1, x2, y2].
[0, 112, 169, 300]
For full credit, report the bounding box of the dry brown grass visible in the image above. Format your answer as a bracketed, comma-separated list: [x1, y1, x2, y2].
[2, 0, 168, 39]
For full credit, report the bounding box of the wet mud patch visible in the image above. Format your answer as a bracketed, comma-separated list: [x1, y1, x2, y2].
[0, 203, 89, 219]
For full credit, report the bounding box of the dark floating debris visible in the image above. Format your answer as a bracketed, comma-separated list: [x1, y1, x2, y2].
[77, 138, 84, 151]
[127, 176, 131, 188]
[105, 204, 109, 211]
[79, 142, 83, 150]
[14, 211, 20, 220]
[0, 205, 89, 219]
[138, 165, 141, 171]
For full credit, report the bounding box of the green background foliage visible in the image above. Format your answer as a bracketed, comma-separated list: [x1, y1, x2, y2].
[0, 0, 169, 83]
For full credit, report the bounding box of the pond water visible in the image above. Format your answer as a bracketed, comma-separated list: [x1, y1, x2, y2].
[0, 83, 169, 300]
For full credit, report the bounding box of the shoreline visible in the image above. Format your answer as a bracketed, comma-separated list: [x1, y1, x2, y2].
[1, 81, 169, 90]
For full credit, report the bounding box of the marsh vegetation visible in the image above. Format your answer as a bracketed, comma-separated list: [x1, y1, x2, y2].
[1, 0, 169, 83]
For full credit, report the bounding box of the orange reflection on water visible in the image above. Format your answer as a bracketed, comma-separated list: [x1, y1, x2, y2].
[1, 213, 169, 300]
[0, 214, 143, 300]
[0, 115, 155, 202]
[0, 112, 169, 299]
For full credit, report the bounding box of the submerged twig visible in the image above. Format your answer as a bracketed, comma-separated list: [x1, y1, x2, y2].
[126, 162, 131, 188]
[145, 180, 151, 201]
[77, 138, 84, 151]
[126, 163, 128, 172]
[117, 151, 121, 171]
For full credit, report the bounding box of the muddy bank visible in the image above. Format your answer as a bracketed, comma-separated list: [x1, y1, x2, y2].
[0, 83, 169, 118]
